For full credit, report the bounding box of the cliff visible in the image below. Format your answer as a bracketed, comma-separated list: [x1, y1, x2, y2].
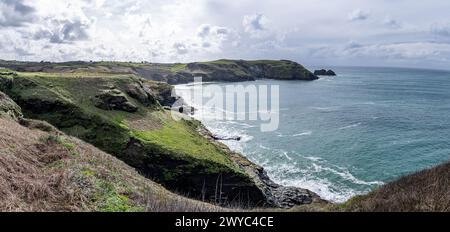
[0, 67, 321, 208]
[0, 59, 318, 85]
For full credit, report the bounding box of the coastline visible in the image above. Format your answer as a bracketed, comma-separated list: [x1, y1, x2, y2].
[173, 83, 327, 207]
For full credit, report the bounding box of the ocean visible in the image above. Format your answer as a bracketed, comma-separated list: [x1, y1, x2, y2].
[174, 67, 450, 202]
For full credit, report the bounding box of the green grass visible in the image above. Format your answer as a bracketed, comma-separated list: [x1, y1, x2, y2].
[90, 174, 144, 212]
[170, 63, 187, 72]
[131, 114, 240, 172]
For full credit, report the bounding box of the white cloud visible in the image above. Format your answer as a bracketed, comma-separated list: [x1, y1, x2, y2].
[1, 0, 450, 69]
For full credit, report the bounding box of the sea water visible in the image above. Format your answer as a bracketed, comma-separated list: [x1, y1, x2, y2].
[175, 67, 450, 202]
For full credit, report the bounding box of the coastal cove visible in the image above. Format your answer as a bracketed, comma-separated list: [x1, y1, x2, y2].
[1, 59, 449, 212]
[175, 66, 450, 202]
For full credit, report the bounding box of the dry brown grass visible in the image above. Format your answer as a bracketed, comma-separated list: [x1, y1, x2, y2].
[0, 117, 225, 212]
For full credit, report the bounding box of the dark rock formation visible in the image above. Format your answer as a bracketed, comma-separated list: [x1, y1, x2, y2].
[212, 135, 242, 141]
[93, 90, 138, 112]
[145, 81, 179, 107]
[314, 69, 336, 76]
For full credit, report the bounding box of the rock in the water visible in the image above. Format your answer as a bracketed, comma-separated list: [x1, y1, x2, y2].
[212, 135, 241, 141]
[93, 90, 138, 112]
[314, 69, 336, 76]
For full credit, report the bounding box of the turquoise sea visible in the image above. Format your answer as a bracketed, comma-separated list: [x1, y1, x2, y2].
[175, 67, 450, 202]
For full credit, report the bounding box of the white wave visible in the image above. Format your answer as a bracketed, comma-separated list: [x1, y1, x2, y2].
[280, 177, 360, 203]
[277, 130, 312, 137]
[262, 162, 360, 203]
[310, 106, 340, 111]
[292, 131, 313, 137]
[282, 151, 293, 161]
[304, 156, 322, 162]
[253, 150, 383, 202]
[338, 122, 362, 130]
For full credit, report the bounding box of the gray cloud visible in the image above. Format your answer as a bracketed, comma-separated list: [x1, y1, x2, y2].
[243, 13, 267, 32]
[384, 17, 401, 29]
[0, 0, 36, 27]
[431, 23, 450, 37]
[1, 0, 450, 69]
[198, 24, 211, 38]
[348, 9, 369, 21]
[14, 47, 33, 56]
[197, 24, 229, 38]
[173, 42, 188, 54]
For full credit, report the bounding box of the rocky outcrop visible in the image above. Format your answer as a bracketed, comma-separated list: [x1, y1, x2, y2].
[125, 81, 158, 107]
[314, 69, 336, 76]
[133, 60, 318, 84]
[144, 81, 179, 107]
[0, 91, 22, 120]
[1, 59, 319, 85]
[212, 135, 242, 141]
[93, 89, 138, 112]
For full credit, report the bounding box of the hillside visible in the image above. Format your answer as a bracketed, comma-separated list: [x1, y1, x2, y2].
[1, 60, 449, 212]
[0, 59, 318, 84]
[0, 91, 223, 212]
[288, 161, 450, 212]
[0, 67, 322, 208]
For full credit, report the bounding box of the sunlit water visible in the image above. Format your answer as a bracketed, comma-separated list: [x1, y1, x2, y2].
[175, 67, 450, 202]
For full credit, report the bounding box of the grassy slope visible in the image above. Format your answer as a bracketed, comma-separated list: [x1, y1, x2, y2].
[2, 71, 240, 172]
[0, 116, 224, 212]
[0, 70, 259, 205]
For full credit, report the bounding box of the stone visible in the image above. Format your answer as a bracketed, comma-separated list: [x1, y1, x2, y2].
[314, 69, 336, 76]
[93, 90, 138, 112]
[125, 82, 158, 106]
[0, 91, 23, 120]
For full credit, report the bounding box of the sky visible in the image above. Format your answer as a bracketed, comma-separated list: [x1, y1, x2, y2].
[1, 0, 450, 69]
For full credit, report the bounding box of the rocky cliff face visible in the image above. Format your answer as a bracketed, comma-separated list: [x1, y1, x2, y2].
[134, 59, 318, 84]
[314, 69, 336, 76]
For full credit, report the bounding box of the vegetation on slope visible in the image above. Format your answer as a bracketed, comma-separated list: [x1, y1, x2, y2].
[0, 70, 268, 206]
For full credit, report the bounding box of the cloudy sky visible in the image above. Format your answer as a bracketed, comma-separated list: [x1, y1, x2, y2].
[1, 0, 450, 69]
